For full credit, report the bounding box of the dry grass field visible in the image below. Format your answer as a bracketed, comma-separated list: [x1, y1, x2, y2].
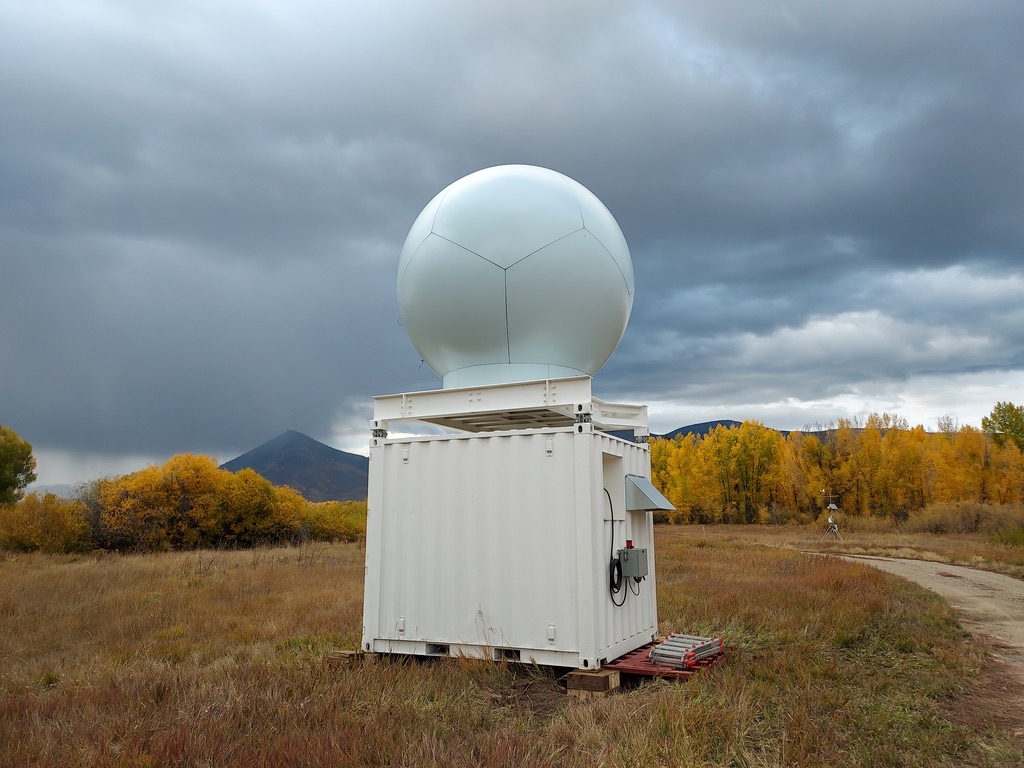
[2, 529, 1022, 767]
[684, 521, 1024, 579]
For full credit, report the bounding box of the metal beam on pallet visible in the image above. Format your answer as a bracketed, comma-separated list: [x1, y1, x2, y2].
[602, 635, 725, 680]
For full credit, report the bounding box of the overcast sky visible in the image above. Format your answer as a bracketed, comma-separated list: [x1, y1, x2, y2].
[3, 1, 1022, 486]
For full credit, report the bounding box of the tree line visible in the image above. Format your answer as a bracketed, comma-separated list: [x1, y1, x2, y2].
[4, 403, 1024, 551]
[651, 404, 1024, 525]
[0, 450, 367, 554]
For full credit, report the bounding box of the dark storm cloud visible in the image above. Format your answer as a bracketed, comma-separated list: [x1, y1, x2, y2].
[1, 0, 1022, 482]
[2, 232, 414, 454]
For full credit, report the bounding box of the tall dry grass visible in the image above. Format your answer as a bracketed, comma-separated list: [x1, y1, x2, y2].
[2, 531, 1021, 766]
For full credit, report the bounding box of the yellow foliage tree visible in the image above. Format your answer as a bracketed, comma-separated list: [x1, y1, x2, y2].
[795, 432, 829, 512]
[161, 454, 224, 548]
[701, 425, 739, 522]
[988, 441, 1024, 505]
[0, 492, 89, 553]
[301, 500, 368, 541]
[217, 468, 302, 546]
[730, 421, 786, 523]
[649, 437, 672, 508]
[650, 435, 704, 523]
[98, 466, 172, 550]
[95, 455, 307, 550]
[649, 411, 1024, 524]
[939, 426, 989, 503]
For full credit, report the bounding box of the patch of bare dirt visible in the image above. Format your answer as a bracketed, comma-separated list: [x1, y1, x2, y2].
[496, 675, 568, 720]
[938, 639, 1024, 743]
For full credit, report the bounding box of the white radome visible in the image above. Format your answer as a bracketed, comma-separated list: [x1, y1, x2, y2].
[398, 165, 634, 388]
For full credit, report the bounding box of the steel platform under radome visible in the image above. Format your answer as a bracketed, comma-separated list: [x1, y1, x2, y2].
[360, 377, 666, 670]
[369, 376, 650, 435]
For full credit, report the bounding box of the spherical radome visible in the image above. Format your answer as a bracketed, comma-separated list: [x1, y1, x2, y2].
[398, 165, 634, 388]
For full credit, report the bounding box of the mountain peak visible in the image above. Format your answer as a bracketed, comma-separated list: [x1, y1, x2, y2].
[220, 431, 368, 502]
[661, 420, 743, 439]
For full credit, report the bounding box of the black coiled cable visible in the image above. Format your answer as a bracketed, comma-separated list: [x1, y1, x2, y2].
[606, 488, 626, 607]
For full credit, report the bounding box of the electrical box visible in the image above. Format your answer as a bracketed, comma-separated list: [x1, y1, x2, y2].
[618, 547, 649, 579]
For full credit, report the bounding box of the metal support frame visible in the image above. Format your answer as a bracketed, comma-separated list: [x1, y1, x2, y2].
[820, 519, 842, 541]
[370, 376, 649, 436]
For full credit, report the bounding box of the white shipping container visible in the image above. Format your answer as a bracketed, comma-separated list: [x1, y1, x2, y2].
[361, 378, 670, 669]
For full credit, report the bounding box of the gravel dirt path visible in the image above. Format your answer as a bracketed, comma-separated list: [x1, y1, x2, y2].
[839, 555, 1024, 742]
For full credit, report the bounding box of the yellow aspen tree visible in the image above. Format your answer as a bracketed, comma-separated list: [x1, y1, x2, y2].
[877, 421, 925, 518]
[923, 428, 958, 503]
[698, 425, 740, 522]
[796, 433, 830, 514]
[0, 492, 89, 552]
[160, 454, 223, 549]
[731, 421, 786, 523]
[987, 440, 1024, 504]
[829, 419, 860, 515]
[778, 432, 812, 516]
[649, 437, 673, 503]
[273, 484, 307, 535]
[906, 425, 930, 510]
[300, 500, 367, 541]
[98, 466, 172, 550]
[665, 435, 703, 523]
[950, 426, 990, 502]
[219, 469, 302, 545]
[858, 415, 888, 515]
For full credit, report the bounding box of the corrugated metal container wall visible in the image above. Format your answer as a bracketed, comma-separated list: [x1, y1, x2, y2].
[362, 425, 658, 668]
[375, 429, 579, 653]
[590, 433, 659, 663]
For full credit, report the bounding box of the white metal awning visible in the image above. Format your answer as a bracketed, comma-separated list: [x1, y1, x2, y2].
[625, 474, 675, 511]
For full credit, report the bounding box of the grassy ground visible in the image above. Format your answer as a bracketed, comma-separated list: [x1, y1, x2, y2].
[682, 522, 1024, 580]
[2, 531, 1021, 767]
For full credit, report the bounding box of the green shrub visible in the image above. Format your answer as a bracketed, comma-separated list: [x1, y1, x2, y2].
[991, 525, 1024, 547]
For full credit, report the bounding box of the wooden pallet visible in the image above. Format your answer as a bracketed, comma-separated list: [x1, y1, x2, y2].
[565, 668, 621, 699]
[325, 650, 378, 668]
[602, 641, 723, 681]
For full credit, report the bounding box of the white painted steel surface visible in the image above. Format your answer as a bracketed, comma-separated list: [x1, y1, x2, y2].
[396, 165, 634, 389]
[626, 474, 675, 512]
[361, 419, 659, 669]
[371, 377, 649, 437]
